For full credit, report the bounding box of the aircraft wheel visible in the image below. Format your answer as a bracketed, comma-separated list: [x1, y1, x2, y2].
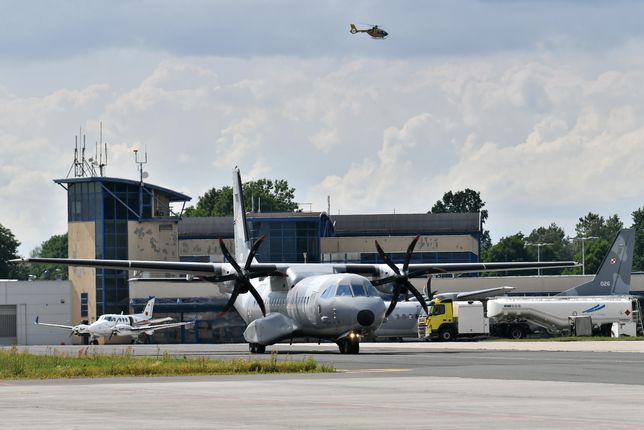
[249, 343, 266, 354]
[337, 339, 347, 354]
[508, 325, 525, 340]
[90, 339, 99, 345]
[349, 341, 360, 354]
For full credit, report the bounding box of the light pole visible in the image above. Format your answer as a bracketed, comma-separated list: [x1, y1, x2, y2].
[526, 242, 553, 276]
[568, 236, 599, 275]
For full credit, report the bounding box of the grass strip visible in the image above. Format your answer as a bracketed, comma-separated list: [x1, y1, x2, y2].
[0, 347, 335, 380]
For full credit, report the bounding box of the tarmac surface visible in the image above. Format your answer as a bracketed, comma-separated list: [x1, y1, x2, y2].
[2, 341, 644, 429]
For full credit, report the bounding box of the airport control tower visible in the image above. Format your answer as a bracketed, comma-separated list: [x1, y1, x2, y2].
[55, 133, 190, 326]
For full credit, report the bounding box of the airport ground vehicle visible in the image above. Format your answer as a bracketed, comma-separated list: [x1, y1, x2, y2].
[487, 296, 643, 338]
[419, 298, 490, 341]
[420, 296, 643, 340]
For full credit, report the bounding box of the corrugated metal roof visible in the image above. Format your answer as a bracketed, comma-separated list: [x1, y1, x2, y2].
[178, 217, 233, 239]
[178, 212, 481, 239]
[330, 213, 481, 236]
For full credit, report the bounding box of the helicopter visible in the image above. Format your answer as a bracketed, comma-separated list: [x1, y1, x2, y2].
[349, 23, 388, 39]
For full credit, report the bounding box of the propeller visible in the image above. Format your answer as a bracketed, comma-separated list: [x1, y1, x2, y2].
[216, 236, 282, 317]
[372, 235, 445, 317]
[426, 276, 439, 301]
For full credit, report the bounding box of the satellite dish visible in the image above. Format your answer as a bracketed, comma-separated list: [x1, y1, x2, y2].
[142, 172, 149, 179]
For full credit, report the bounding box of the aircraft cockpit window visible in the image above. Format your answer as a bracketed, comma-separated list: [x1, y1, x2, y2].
[351, 283, 366, 297]
[367, 284, 380, 297]
[321, 286, 336, 298]
[336, 284, 352, 297]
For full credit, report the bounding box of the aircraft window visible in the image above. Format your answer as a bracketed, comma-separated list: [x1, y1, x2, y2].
[336, 284, 352, 297]
[429, 304, 445, 316]
[367, 284, 380, 297]
[351, 284, 367, 297]
[321, 286, 336, 298]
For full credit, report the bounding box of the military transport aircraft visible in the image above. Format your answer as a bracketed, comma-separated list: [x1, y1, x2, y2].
[13, 168, 576, 354]
[34, 297, 193, 344]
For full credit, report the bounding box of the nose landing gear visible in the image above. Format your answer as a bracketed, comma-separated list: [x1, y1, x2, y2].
[337, 333, 360, 354]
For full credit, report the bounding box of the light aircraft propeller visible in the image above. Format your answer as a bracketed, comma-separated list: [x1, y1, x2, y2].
[372, 235, 445, 317]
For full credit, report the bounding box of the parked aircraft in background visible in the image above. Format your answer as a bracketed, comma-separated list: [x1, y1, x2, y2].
[13, 168, 576, 354]
[557, 228, 634, 296]
[34, 297, 193, 344]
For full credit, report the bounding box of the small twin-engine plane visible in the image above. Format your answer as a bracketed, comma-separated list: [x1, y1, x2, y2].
[34, 297, 193, 344]
[350, 23, 388, 39]
[13, 168, 575, 354]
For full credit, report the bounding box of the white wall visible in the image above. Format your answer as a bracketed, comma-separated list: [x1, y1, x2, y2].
[0, 280, 72, 345]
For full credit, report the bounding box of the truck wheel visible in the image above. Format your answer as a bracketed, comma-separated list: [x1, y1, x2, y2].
[438, 326, 456, 342]
[508, 325, 525, 340]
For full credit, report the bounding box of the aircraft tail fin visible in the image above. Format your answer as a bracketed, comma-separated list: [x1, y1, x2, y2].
[139, 297, 155, 319]
[558, 229, 634, 296]
[233, 166, 251, 262]
[350, 24, 358, 33]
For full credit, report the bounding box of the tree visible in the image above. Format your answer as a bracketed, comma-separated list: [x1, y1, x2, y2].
[184, 179, 298, 217]
[632, 207, 644, 272]
[483, 233, 534, 276]
[29, 233, 68, 280]
[525, 223, 573, 275]
[0, 223, 24, 280]
[430, 189, 491, 251]
[573, 212, 623, 275]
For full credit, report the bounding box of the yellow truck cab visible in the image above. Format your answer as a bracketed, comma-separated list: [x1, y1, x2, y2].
[420, 298, 490, 341]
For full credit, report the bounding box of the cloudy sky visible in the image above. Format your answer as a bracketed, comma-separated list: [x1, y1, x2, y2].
[2, 0, 644, 256]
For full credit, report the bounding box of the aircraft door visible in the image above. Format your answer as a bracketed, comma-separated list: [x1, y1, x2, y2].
[307, 291, 319, 326]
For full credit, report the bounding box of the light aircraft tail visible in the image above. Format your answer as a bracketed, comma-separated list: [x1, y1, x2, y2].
[138, 297, 155, 320]
[232, 166, 252, 262]
[558, 229, 634, 296]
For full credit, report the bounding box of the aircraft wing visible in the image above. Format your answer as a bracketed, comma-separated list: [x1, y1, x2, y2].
[126, 321, 194, 334]
[434, 286, 516, 301]
[454, 286, 515, 299]
[34, 316, 75, 330]
[12, 258, 576, 280]
[145, 317, 174, 324]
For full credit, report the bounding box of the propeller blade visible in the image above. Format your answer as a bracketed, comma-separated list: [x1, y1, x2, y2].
[375, 240, 400, 275]
[247, 283, 267, 317]
[402, 235, 420, 274]
[405, 280, 429, 316]
[425, 275, 439, 301]
[219, 238, 242, 274]
[220, 282, 242, 315]
[385, 284, 402, 317]
[385, 295, 399, 318]
[371, 275, 396, 286]
[245, 235, 265, 271]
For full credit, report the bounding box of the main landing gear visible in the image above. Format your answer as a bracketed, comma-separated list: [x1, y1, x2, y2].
[249, 343, 266, 354]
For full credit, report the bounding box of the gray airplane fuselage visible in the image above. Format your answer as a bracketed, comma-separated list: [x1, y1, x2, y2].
[231, 272, 386, 342]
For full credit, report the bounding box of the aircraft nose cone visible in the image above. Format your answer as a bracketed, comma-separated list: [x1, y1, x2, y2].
[357, 309, 375, 327]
